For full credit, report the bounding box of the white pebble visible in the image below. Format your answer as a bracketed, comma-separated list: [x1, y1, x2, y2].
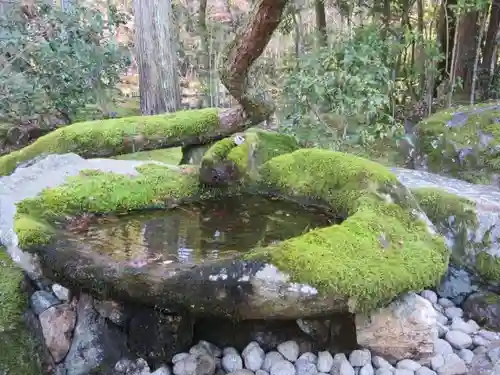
[242, 342, 265, 371]
[297, 352, 317, 364]
[430, 354, 444, 371]
[421, 290, 438, 304]
[437, 353, 467, 375]
[449, 318, 477, 335]
[415, 367, 436, 375]
[277, 341, 300, 362]
[444, 307, 463, 319]
[472, 335, 491, 347]
[224, 347, 240, 356]
[433, 339, 454, 356]
[294, 358, 317, 375]
[396, 359, 421, 371]
[222, 353, 243, 373]
[438, 298, 455, 308]
[457, 348, 474, 365]
[394, 370, 413, 375]
[349, 349, 371, 367]
[374, 369, 392, 375]
[51, 284, 70, 301]
[270, 360, 296, 375]
[263, 352, 285, 372]
[331, 354, 354, 375]
[317, 351, 333, 373]
[372, 356, 392, 369]
[359, 364, 374, 375]
[445, 330, 472, 349]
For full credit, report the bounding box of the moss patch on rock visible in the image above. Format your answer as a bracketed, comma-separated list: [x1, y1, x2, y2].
[416, 102, 500, 183]
[0, 108, 219, 176]
[0, 249, 43, 375]
[476, 252, 500, 283]
[14, 164, 202, 248]
[246, 148, 449, 312]
[201, 130, 300, 180]
[112, 147, 183, 165]
[412, 187, 478, 233]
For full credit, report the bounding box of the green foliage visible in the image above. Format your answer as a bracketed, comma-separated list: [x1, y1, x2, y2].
[279, 25, 403, 148]
[0, 3, 131, 125]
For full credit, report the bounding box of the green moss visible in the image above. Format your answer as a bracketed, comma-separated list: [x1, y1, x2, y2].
[412, 187, 478, 231]
[0, 249, 43, 375]
[14, 164, 202, 248]
[246, 148, 449, 312]
[112, 147, 183, 165]
[476, 251, 500, 282]
[417, 102, 500, 182]
[202, 130, 300, 178]
[0, 108, 220, 176]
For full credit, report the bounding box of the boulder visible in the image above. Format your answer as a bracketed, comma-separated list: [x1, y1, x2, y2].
[393, 167, 500, 290]
[469, 340, 500, 375]
[414, 102, 500, 185]
[3, 146, 448, 319]
[356, 293, 438, 362]
[463, 291, 500, 331]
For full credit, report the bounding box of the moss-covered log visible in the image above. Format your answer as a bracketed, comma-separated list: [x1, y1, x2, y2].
[0, 108, 256, 176]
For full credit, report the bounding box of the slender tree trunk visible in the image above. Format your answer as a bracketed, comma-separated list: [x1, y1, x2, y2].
[454, 11, 480, 94]
[315, 0, 327, 46]
[198, 0, 211, 108]
[133, 0, 181, 115]
[480, 0, 500, 93]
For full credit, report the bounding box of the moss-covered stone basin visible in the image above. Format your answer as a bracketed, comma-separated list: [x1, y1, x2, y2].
[416, 101, 500, 184]
[10, 146, 448, 319]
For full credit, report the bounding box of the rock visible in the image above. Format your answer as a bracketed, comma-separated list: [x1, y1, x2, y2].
[463, 291, 500, 330]
[456, 349, 473, 365]
[359, 364, 374, 375]
[8, 150, 448, 319]
[270, 360, 296, 375]
[416, 367, 437, 375]
[182, 353, 217, 375]
[294, 358, 317, 375]
[444, 331, 472, 350]
[372, 356, 392, 369]
[298, 353, 317, 364]
[30, 290, 60, 315]
[443, 307, 462, 320]
[39, 304, 76, 363]
[449, 317, 478, 335]
[62, 294, 129, 375]
[420, 290, 438, 304]
[228, 371, 255, 375]
[413, 104, 500, 184]
[317, 351, 334, 372]
[51, 284, 70, 301]
[356, 293, 438, 362]
[257, 370, 270, 375]
[430, 355, 445, 371]
[128, 309, 193, 365]
[152, 366, 172, 375]
[394, 370, 413, 375]
[222, 353, 244, 373]
[93, 299, 128, 327]
[436, 353, 467, 375]
[349, 350, 371, 367]
[277, 341, 300, 362]
[396, 359, 421, 371]
[393, 168, 500, 291]
[374, 369, 393, 375]
[263, 352, 285, 372]
[331, 354, 355, 375]
[433, 339, 453, 356]
[242, 342, 265, 371]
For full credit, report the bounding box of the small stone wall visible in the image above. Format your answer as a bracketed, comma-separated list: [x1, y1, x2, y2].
[20, 271, 500, 375]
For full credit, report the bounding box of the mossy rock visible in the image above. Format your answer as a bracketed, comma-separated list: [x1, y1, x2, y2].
[0, 249, 43, 375]
[12, 148, 448, 316]
[244, 149, 449, 312]
[411, 187, 500, 286]
[200, 129, 300, 184]
[416, 102, 500, 184]
[0, 108, 220, 176]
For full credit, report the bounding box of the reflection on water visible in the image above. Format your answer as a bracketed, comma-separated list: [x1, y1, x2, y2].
[60, 195, 338, 268]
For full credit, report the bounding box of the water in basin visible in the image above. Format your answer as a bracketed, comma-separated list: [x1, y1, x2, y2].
[58, 195, 338, 268]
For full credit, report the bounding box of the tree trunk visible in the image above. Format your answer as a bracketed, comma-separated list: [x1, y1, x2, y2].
[480, 0, 500, 93]
[434, 0, 457, 98]
[197, 0, 211, 108]
[454, 11, 479, 94]
[133, 0, 181, 115]
[218, 0, 289, 126]
[315, 0, 327, 46]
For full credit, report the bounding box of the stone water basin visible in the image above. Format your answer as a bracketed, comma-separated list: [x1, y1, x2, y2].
[38, 195, 340, 319]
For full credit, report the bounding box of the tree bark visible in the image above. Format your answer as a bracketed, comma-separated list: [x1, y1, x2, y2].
[454, 11, 479, 94]
[133, 0, 181, 115]
[218, 0, 289, 126]
[315, 0, 327, 46]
